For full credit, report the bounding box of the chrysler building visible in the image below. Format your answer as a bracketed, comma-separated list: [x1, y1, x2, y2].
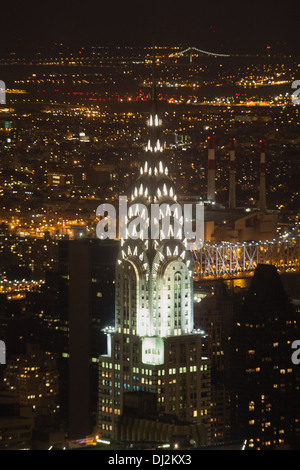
[98, 81, 211, 444]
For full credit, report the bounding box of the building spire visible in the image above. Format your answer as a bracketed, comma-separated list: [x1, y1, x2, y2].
[122, 60, 197, 276]
[129, 56, 176, 209]
[151, 43, 156, 99]
[149, 44, 159, 134]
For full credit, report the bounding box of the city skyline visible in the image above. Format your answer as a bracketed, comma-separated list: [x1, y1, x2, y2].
[0, 6, 300, 452]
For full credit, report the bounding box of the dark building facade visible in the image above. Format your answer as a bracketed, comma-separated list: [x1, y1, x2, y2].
[230, 264, 300, 449]
[64, 238, 119, 439]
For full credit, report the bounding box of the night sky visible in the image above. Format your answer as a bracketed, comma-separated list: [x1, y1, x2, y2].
[1, 1, 300, 55]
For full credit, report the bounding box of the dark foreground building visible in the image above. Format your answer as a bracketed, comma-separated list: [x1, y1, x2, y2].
[40, 238, 119, 439]
[66, 238, 119, 439]
[230, 264, 300, 449]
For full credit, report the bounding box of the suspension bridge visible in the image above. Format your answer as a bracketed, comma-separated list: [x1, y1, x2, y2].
[192, 236, 300, 280]
[169, 46, 230, 63]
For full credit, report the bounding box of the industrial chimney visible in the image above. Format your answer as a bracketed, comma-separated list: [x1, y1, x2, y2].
[259, 140, 266, 211]
[229, 138, 236, 209]
[207, 136, 216, 203]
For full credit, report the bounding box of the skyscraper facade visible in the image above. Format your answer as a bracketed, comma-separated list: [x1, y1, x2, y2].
[98, 84, 211, 445]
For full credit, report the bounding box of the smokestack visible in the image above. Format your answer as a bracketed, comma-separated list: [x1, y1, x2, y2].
[259, 140, 266, 211]
[207, 136, 216, 203]
[229, 138, 236, 209]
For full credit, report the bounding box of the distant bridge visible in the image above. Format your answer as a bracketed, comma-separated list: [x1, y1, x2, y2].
[192, 236, 300, 280]
[169, 46, 230, 62]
